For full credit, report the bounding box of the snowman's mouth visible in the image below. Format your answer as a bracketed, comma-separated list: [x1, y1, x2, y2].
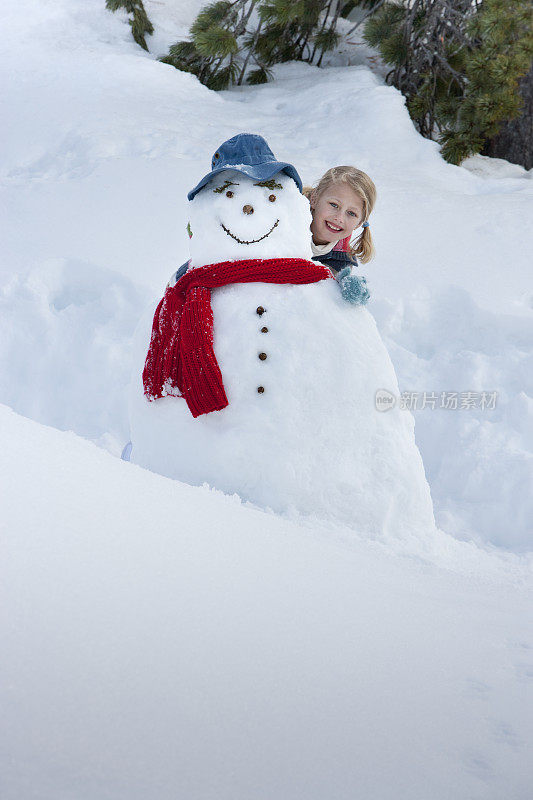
[221, 220, 279, 245]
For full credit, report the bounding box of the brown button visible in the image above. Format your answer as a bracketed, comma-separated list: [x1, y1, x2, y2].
[258, 352, 267, 361]
[261, 326, 268, 333]
[256, 306, 265, 316]
[257, 386, 265, 393]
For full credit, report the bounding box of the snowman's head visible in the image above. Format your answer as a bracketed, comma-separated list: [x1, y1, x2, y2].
[188, 170, 313, 267]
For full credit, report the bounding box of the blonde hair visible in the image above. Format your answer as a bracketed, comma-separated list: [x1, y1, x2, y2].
[303, 166, 377, 263]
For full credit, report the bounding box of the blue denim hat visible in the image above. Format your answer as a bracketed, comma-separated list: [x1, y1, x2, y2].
[187, 133, 303, 201]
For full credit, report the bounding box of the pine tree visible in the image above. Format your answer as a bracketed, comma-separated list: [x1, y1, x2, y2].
[364, 0, 474, 139]
[160, 1, 258, 89]
[106, 0, 154, 51]
[159, 1, 344, 90]
[440, 0, 533, 164]
[483, 63, 533, 169]
[342, 0, 386, 34]
[363, 0, 533, 164]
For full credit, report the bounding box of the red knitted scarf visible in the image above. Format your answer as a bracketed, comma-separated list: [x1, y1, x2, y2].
[143, 257, 332, 418]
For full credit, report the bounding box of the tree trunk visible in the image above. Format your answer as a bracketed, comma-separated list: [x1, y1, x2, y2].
[482, 63, 533, 170]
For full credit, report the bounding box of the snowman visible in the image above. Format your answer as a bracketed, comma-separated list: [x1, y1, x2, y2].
[129, 134, 436, 541]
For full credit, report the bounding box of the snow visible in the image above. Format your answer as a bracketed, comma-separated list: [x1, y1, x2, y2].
[462, 154, 532, 180]
[0, 0, 532, 795]
[0, 257, 145, 450]
[1, 403, 532, 800]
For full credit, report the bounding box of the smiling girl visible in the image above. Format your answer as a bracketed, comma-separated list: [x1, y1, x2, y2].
[303, 166, 377, 305]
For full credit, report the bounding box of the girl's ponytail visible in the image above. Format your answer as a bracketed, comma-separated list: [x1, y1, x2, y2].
[350, 222, 374, 264]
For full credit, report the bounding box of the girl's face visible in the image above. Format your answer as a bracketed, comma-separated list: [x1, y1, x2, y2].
[310, 183, 364, 245]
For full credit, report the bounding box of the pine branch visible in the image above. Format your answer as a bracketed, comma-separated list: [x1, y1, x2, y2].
[310, 0, 334, 63]
[346, 0, 386, 36]
[237, 16, 263, 84]
[106, 0, 154, 51]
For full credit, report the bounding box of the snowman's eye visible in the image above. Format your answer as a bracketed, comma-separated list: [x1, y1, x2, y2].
[226, 190, 234, 198]
[269, 194, 276, 202]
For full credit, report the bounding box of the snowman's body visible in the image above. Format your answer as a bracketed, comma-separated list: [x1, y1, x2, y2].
[129, 171, 436, 539]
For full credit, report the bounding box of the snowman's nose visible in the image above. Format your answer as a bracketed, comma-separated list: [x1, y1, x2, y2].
[243, 204, 254, 215]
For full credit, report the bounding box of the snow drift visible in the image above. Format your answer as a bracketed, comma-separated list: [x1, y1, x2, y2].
[1, 404, 532, 800]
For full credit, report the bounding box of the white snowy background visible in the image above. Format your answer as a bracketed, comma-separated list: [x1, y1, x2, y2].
[1, 1, 532, 798]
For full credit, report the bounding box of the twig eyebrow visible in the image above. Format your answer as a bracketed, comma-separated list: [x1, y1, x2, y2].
[213, 180, 240, 193]
[254, 179, 283, 189]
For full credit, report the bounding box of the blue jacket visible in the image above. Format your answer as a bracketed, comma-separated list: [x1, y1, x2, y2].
[312, 247, 355, 274]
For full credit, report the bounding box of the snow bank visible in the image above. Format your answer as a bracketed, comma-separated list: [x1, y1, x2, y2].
[0, 258, 144, 451]
[374, 287, 533, 551]
[1, 405, 532, 800]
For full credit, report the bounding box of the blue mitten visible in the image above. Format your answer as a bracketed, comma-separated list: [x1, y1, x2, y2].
[336, 267, 370, 305]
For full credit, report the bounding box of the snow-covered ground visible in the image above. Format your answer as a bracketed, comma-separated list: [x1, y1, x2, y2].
[1, 1, 532, 797]
[2, 404, 532, 800]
